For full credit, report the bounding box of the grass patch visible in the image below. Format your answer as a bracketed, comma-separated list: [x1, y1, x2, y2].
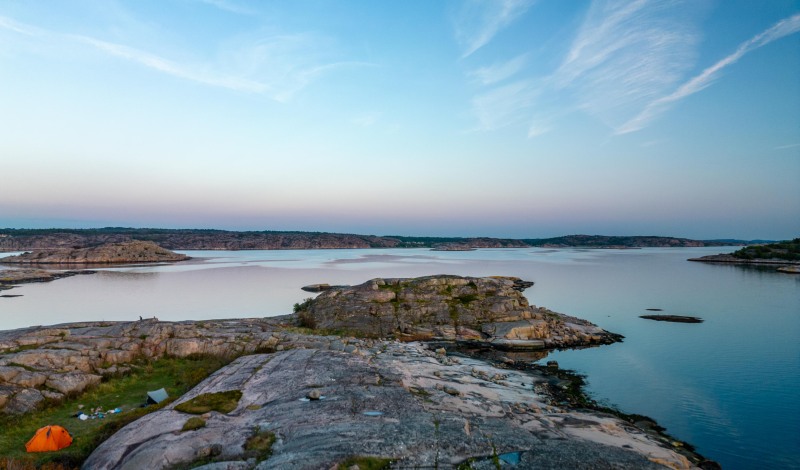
[174, 390, 242, 415]
[181, 417, 206, 432]
[6, 362, 38, 372]
[0, 354, 231, 469]
[243, 429, 275, 461]
[456, 293, 479, 305]
[338, 456, 392, 470]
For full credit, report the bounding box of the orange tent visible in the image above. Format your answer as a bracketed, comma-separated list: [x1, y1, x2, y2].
[25, 425, 73, 452]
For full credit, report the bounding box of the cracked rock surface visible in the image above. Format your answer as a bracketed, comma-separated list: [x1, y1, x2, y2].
[83, 343, 697, 470]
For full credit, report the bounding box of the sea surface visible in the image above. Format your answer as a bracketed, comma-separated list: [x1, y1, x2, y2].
[1, 247, 798, 469]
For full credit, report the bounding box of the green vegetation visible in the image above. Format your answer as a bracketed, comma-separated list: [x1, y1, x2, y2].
[731, 238, 800, 261]
[337, 456, 393, 470]
[293, 297, 314, 313]
[294, 298, 317, 329]
[181, 417, 206, 432]
[0, 354, 231, 469]
[174, 390, 242, 414]
[243, 429, 276, 461]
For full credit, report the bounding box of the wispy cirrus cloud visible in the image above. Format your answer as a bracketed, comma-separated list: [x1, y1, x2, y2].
[554, 0, 702, 130]
[74, 35, 269, 93]
[0, 15, 42, 36]
[196, 0, 257, 16]
[453, 0, 535, 58]
[774, 143, 800, 151]
[465, 1, 800, 137]
[468, 53, 528, 85]
[463, 0, 705, 137]
[617, 13, 800, 134]
[470, 80, 540, 131]
[0, 14, 358, 102]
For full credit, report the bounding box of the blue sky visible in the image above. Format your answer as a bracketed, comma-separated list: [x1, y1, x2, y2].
[0, 0, 798, 239]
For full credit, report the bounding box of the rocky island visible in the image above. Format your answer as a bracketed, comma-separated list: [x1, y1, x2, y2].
[295, 275, 621, 350]
[0, 240, 189, 264]
[0, 275, 717, 469]
[689, 238, 799, 272]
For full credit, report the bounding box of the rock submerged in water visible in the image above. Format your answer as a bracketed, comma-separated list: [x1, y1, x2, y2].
[640, 315, 704, 323]
[295, 275, 621, 349]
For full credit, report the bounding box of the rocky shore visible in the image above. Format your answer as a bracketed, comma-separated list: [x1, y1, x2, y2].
[297, 275, 622, 350]
[0, 275, 717, 469]
[688, 254, 800, 276]
[0, 228, 736, 251]
[0, 318, 709, 469]
[0, 269, 96, 292]
[0, 240, 189, 264]
[687, 254, 800, 265]
[85, 342, 705, 469]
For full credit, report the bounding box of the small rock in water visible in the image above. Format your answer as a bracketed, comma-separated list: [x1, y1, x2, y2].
[443, 386, 461, 396]
[640, 315, 703, 323]
[546, 360, 559, 370]
[307, 389, 322, 400]
[435, 347, 446, 356]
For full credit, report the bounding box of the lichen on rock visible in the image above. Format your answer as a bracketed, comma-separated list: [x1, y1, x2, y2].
[297, 275, 621, 349]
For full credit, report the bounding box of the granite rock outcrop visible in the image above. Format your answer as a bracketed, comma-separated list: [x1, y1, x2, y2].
[83, 343, 700, 470]
[298, 275, 621, 349]
[0, 240, 189, 264]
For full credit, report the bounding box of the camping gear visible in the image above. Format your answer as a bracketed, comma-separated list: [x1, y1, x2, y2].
[25, 425, 73, 452]
[146, 388, 169, 405]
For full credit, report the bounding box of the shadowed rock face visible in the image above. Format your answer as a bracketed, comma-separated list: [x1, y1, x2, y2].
[0, 240, 189, 264]
[299, 275, 621, 349]
[83, 345, 695, 470]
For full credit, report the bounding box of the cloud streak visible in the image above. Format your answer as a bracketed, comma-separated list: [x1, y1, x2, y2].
[465, 0, 703, 135]
[468, 53, 528, 85]
[0, 15, 43, 36]
[1, 14, 358, 102]
[554, 0, 702, 130]
[196, 0, 257, 16]
[617, 13, 800, 134]
[453, 0, 534, 58]
[74, 35, 270, 94]
[470, 80, 541, 131]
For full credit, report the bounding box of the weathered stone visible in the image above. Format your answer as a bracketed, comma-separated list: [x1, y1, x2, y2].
[84, 346, 696, 470]
[299, 276, 620, 349]
[45, 372, 102, 395]
[0, 240, 189, 264]
[102, 349, 138, 364]
[4, 388, 44, 414]
[0, 366, 23, 382]
[41, 389, 65, 401]
[0, 385, 16, 408]
[6, 370, 48, 388]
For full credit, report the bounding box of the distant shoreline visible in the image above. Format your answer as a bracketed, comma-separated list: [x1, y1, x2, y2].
[0, 228, 749, 252]
[688, 254, 800, 266]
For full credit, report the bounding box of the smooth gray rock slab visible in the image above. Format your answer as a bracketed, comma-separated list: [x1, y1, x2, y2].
[84, 345, 696, 470]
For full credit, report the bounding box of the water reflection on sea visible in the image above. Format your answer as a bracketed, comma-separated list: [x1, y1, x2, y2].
[1, 247, 798, 469]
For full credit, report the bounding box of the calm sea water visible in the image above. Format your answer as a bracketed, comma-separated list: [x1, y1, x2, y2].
[1, 247, 798, 469]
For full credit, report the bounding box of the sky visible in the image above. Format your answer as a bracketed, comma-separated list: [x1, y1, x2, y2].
[0, 0, 798, 240]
